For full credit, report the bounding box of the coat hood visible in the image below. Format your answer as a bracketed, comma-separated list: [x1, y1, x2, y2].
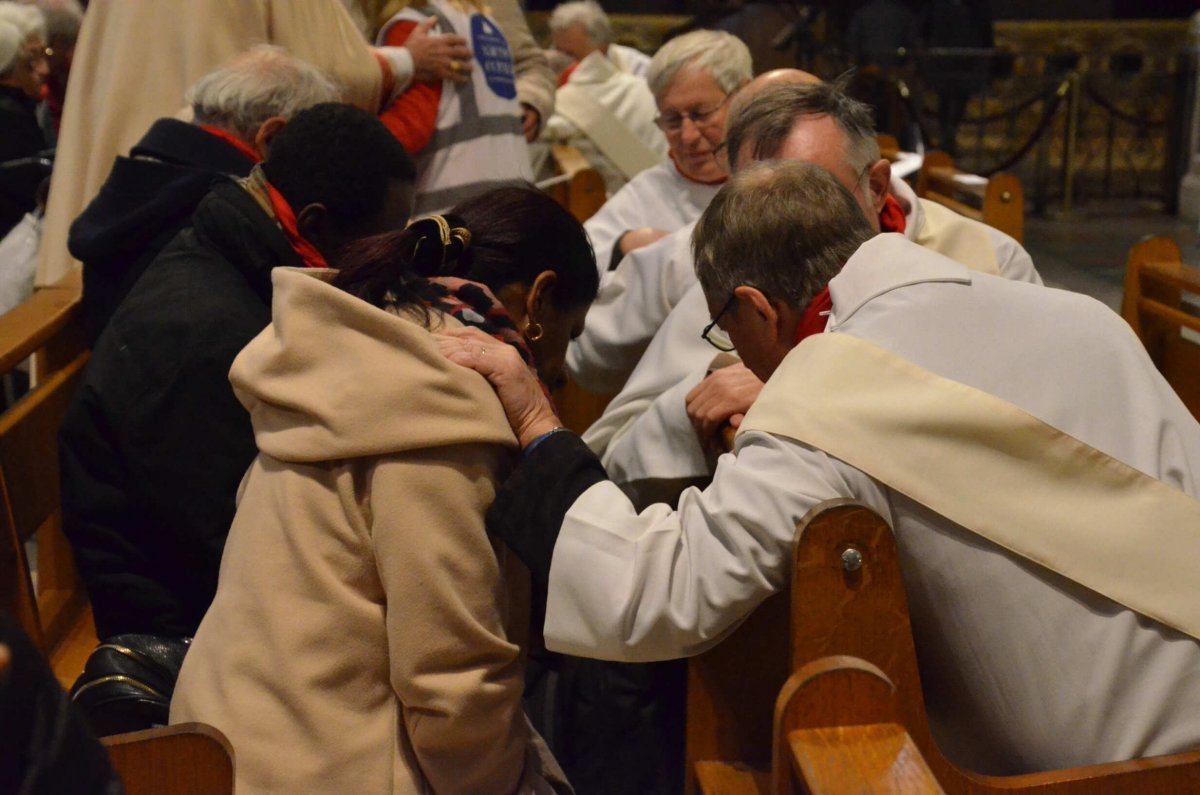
[230, 268, 518, 463]
[68, 119, 255, 267]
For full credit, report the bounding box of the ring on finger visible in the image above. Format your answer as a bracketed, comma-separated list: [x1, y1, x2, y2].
[449, 58, 462, 73]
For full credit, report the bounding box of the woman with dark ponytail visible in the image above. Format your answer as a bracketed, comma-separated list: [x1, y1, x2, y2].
[171, 185, 595, 794]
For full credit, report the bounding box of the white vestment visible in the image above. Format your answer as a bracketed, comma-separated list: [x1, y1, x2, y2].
[581, 162, 720, 280]
[541, 51, 666, 195]
[607, 43, 651, 78]
[581, 177, 1042, 481]
[544, 233, 1200, 775]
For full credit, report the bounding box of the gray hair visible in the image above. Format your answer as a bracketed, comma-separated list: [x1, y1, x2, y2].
[647, 30, 752, 107]
[548, 0, 612, 47]
[726, 80, 879, 175]
[33, 0, 82, 43]
[186, 45, 344, 144]
[0, 2, 46, 41]
[693, 161, 874, 311]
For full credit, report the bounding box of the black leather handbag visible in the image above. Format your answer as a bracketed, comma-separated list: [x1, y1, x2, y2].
[69, 635, 191, 736]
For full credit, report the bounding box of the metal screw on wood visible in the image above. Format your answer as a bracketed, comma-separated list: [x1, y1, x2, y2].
[841, 547, 863, 572]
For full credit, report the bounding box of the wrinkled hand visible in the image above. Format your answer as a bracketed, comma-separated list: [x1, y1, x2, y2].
[685, 362, 765, 452]
[437, 327, 562, 448]
[521, 104, 541, 141]
[407, 16, 473, 84]
[618, 227, 670, 257]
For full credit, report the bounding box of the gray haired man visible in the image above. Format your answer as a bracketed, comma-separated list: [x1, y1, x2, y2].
[69, 45, 341, 342]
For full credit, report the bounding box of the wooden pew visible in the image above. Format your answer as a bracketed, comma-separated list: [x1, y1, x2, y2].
[1120, 236, 1200, 422]
[688, 500, 1200, 794]
[544, 143, 607, 225]
[916, 150, 1024, 244]
[103, 723, 235, 795]
[0, 269, 96, 686]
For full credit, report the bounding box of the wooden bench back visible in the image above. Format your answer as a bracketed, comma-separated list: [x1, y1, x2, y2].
[689, 500, 1200, 794]
[543, 143, 607, 224]
[1120, 236, 1200, 422]
[0, 271, 89, 654]
[916, 150, 1024, 244]
[103, 723, 234, 795]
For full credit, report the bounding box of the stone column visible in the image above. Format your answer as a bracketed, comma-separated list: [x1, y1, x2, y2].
[1179, 11, 1200, 220]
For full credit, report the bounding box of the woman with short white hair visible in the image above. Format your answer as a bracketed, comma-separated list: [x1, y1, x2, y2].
[581, 29, 752, 274]
[0, 3, 50, 237]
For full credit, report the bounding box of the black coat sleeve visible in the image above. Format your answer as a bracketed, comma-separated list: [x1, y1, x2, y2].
[486, 432, 607, 584]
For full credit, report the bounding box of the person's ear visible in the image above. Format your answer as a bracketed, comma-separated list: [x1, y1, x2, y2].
[253, 116, 288, 159]
[296, 203, 327, 242]
[734, 285, 778, 332]
[526, 270, 558, 320]
[866, 157, 891, 216]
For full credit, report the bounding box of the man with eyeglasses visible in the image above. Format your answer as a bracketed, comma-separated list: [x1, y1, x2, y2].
[440, 160, 1200, 777]
[581, 79, 1041, 508]
[578, 29, 751, 281]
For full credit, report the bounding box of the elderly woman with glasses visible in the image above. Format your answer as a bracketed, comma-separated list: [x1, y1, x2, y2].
[580, 29, 752, 276]
[0, 3, 50, 238]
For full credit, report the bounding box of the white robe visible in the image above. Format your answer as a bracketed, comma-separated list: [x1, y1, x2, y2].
[541, 51, 666, 195]
[581, 162, 720, 281]
[583, 177, 1042, 482]
[544, 233, 1200, 775]
[607, 43, 651, 79]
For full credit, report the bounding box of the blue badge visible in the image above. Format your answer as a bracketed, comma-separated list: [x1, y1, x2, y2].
[470, 15, 516, 100]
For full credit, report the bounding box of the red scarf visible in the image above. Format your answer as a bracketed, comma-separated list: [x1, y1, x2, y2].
[793, 287, 832, 346]
[199, 125, 261, 164]
[878, 194, 907, 234]
[264, 182, 329, 269]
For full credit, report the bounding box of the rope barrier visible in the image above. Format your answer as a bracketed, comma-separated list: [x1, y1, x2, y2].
[1081, 79, 1169, 129]
[975, 80, 1069, 177]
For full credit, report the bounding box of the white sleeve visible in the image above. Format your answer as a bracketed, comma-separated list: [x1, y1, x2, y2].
[375, 45, 415, 99]
[566, 230, 685, 393]
[583, 188, 644, 279]
[986, 227, 1042, 286]
[543, 432, 891, 662]
[602, 366, 709, 484]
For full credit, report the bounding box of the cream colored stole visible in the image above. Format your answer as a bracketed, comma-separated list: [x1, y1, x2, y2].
[738, 332, 1200, 642]
[915, 199, 1000, 276]
[554, 85, 662, 180]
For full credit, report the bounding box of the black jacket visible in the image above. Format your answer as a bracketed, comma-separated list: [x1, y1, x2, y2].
[0, 85, 49, 237]
[68, 118, 256, 344]
[59, 179, 303, 639]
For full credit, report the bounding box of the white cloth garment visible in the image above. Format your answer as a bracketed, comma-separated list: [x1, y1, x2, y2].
[544, 233, 1200, 776]
[581, 176, 1042, 480]
[581, 162, 720, 281]
[607, 43, 651, 78]
[541, 51, 666, 194]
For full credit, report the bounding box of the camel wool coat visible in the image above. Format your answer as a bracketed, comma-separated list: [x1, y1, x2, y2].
[171, 268, 563, 794]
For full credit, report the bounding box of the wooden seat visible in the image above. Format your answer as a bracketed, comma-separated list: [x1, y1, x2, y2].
[1120, 236, 1200, 421]
[543, 142, 607, 224]
[103, 723, 234, 795]
[916, 150, 1024, 244]
[0, 269, 96, 685]
[687, 500, 1200, 794]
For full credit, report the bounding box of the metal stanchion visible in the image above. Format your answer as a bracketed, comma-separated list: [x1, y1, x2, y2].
[1061, 72, 1080, 214]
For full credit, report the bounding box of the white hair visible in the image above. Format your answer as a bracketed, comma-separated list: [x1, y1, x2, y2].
[0, 19, 20, 74]
[647, 30, 752, 107]
[548, 0, 612, 48]
[0, 1, 46, 42]
[186, 45, 344, 144]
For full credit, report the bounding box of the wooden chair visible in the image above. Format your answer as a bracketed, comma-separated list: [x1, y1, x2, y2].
[103, 723, 234, 795]
[0, 269, 95, 680]
[543, 143, 607, 224]
[916, 150, 1024, 244]
[688, 500, 1200, 794]
[1120, 236, 1200, 421]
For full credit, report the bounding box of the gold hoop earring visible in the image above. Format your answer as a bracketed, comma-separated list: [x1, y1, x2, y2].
[524, 321, 544, 342]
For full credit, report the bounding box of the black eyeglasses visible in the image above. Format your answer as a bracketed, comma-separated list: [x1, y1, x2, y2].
[701, 292, 737, 352]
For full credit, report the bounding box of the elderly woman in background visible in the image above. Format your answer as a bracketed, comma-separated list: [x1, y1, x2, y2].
[548, 0, 650, 77]
[581, 29, 752, 274]
[170, 186, 598, 795]
[0, 3, 48, 238]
